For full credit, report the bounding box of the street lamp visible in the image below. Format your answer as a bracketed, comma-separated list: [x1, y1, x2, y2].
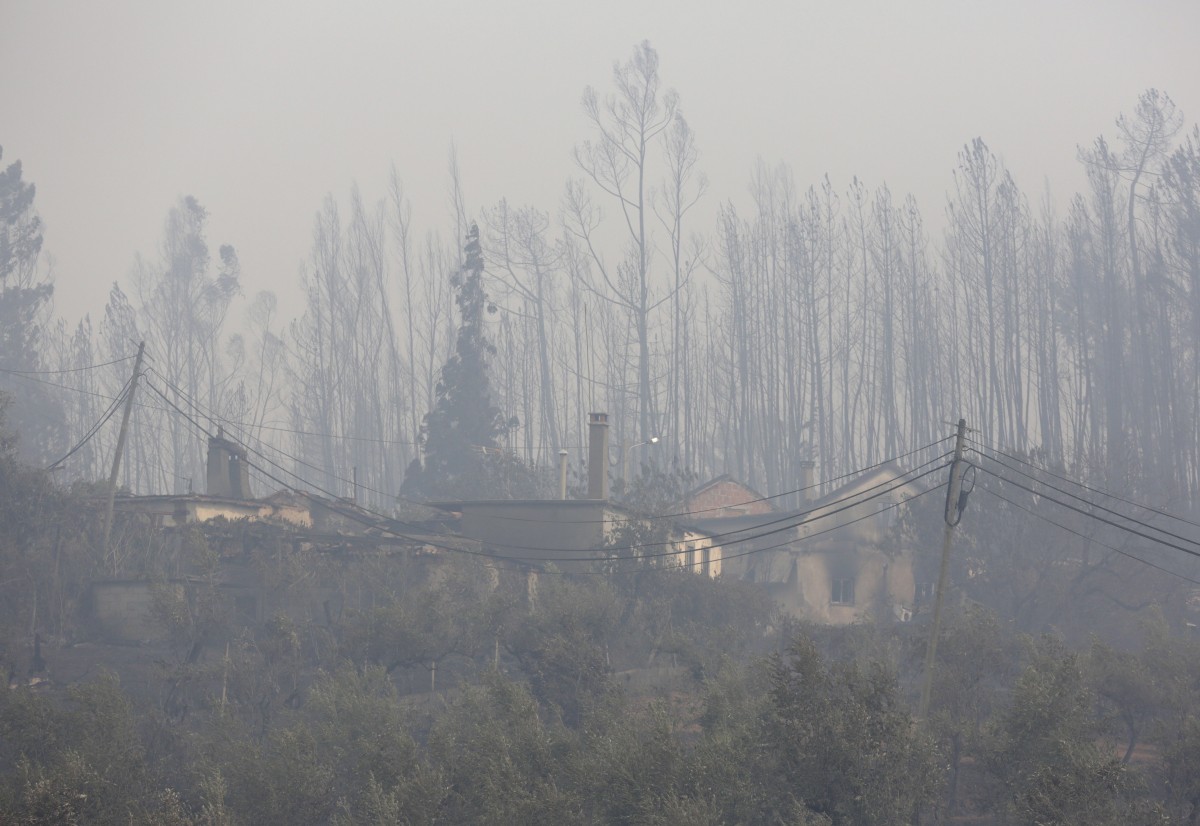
[622, 435, 660, 486]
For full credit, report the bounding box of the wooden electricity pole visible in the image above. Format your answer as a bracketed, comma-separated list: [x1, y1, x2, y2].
[100, 341, 145, 567]
[918, 417, 969, 723]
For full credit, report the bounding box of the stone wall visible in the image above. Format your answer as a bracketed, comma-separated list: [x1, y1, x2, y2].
[91, 581, 179, 642]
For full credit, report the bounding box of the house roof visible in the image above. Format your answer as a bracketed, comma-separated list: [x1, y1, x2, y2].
[799, 461, 932, 505]
[430, 498, 607, 510]
[107, 490, 481, 553]
[681, 473, 776, 512]
[428, 498, 660, 524]
[678, 462, 929, 535]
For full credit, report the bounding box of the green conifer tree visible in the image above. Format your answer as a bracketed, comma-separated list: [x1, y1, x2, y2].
[0, 147, 61, 460]
[404, 224, 509, 498]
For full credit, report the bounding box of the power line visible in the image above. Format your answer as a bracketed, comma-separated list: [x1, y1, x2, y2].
[970, 448, 1200, 552]
[473, 464, 946, 561]
[976, 466, 1200, 563]
[142, 381, 512, 562]
[225, 421, 419, 447]
[0, 367, 174, 415]
[300, 465, 946, 570]
[145, 372, 412, 514]
[2, 370, 127, 402]
[978, 484, 1200, 587]
[246, 402, 941, 559]
[356, 481, 949, 578]
[146, 372, 949, 558]
[0, 354, 135, 375]
[126, 372, 954, 581]
[139, 365, 953, 566]
[472, 439, 954, 526]
[148, 368, 403, 499]
[966, 435, 1200, 531]
[144, 376, 948, 564]
[137, 368, 398, 505]
[184, 378, 947, 555]
[46, 374, 134, 470]
[88, 360, 1200, 591]
[643, 482, 946, 574]
[151, 364, 954, 526]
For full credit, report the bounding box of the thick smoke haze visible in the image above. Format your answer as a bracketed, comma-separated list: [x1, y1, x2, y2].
[3, 0, 1197, 322]
[9, 4, 1200, 822]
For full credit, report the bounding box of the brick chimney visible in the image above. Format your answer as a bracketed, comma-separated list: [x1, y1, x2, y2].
[800, 459, 816, 502]
[587, 412, 609, 500]
[206, 430, 253, 499]
[207, 429, 232, 497]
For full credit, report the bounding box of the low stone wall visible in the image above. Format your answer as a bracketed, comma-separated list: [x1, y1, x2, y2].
[91, 581, 179, 642]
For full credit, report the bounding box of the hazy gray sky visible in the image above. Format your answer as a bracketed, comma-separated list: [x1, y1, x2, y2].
[3, 0, 1198, 324]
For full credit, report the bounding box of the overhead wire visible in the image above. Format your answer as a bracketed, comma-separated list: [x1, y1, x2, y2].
[148, 367, 409, 501]
[141, 378, 553, 554]
[978, 483, 1200, 587]
[23, 367, 193, 493]
[27, 353, 1200, 575]
[133, 373, 420, 445]
[149, 364, 954, 525]
[131, 358, 1200, 589]
[150, 369, 949, 555]
[472, 438, 955, 525]
[975, 465, 1200, 562]
[966, 435, 1200, 531]
[484, 458, 945, 554]
[217, 421, 418, 447]
[73, 351, 1180, 590]
[143, 375, 949, 563]
[153, 364, 949, 524]
[47, 353, 1195, 588]
[45, 374, 134, 470]
[156, 373, 944, 560]
[277, 462, 947, 570]
[969, 447, 1200, 552]
[0, 354, 135, 375]
[353, 480, 949, 577]
[144, 370, 419, 519]
[472, 463, 947, 560]
[133, 350, 956, 569]
[628, 482, 946, 574]
[0, 367, 174, 415]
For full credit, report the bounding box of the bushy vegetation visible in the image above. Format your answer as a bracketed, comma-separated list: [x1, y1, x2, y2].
[4, 411, 1200, 824]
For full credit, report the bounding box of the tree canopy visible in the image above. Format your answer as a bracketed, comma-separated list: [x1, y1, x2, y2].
[405, 223, 527, 499]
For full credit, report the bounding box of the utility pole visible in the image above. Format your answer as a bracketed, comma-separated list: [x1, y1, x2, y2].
[100, 341, 145, 568]
[918, 417, 969, 723]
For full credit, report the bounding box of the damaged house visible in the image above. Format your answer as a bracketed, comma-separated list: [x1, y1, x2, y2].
[91, 434, 474, 643]
[680, 462, 926, 625]
[432, 413, 721, 576]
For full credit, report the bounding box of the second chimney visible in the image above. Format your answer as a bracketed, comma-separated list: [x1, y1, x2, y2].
[587, 412, 609, 500]
[207, 430, 253, 499]
[207, 430, 232, 497]
[800, 459, 816, 502]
